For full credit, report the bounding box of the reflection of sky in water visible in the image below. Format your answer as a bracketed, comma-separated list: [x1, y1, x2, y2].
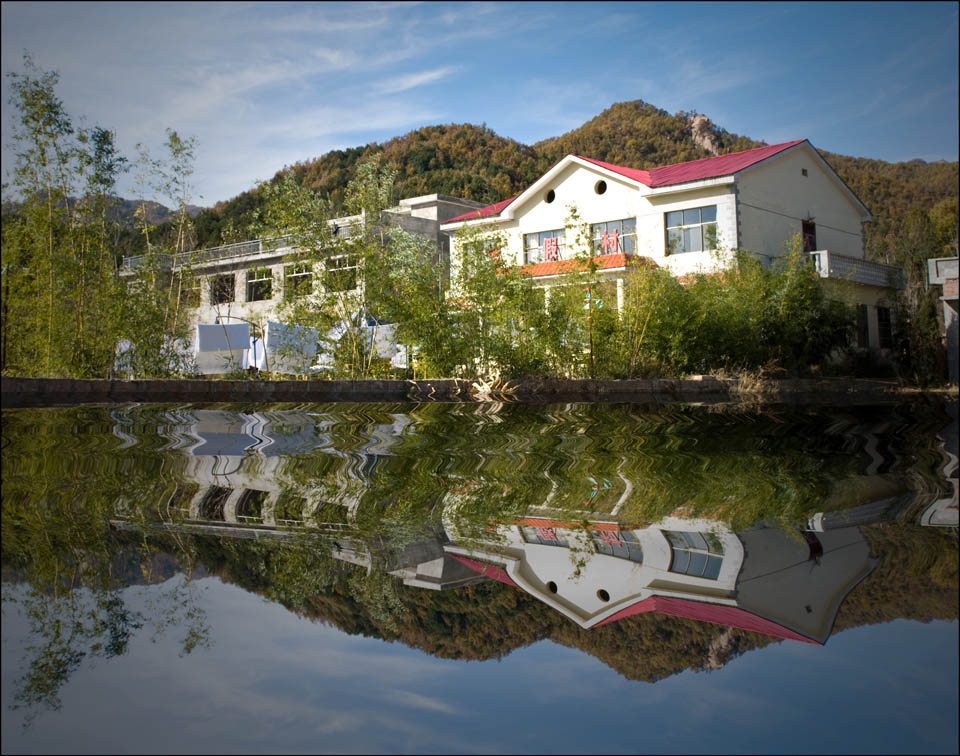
[2, 577, 957, 755]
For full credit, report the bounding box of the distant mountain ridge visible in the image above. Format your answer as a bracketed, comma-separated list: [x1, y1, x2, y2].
[132, 98, 958, 261]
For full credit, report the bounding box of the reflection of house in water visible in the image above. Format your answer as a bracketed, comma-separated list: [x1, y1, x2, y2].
[443, 514, 876, 645]
[112, 408, 411, 528]
[110, 408, 915, 643]
[920, 402, 958, 528]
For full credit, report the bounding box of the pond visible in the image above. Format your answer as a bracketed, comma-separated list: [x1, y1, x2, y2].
[2, 400, 957, 754]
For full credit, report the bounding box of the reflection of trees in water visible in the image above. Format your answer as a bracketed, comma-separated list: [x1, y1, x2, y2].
[5, 577, 209, 729]
[2, 400, 956, 723]
[2, 409, 213, 729]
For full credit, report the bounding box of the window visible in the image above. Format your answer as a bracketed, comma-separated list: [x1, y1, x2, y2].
[877, 306, 893, 349]
[274, 491, 308, 525]
[802, 220, 817, 252]
[236, 488, 268, 523]
[665, 205, 717, 254]
[284, 263, 313, 298]
[663, 530, 724, 580]
[246, 267, 273, 302]
[524, 229, 565, 264]
[198, 486, 232, 521]
[591, 218, 637, 255]
[182, 275, 201, 307]
[857, 304, 869, 348]
[324, 255, 359, 292]
[592, 529, 643, 563]
[521, 526, 569, 547]
[210, 274, 235, 305]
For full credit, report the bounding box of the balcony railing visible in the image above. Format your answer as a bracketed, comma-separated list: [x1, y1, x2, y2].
[120, 216, 363, 274]
[809, 250, 904, 289]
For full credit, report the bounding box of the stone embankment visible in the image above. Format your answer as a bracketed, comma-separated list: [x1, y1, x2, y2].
[1, 376, 913, 408]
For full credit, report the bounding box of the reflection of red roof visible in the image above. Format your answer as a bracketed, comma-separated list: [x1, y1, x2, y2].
[448, 554, 519, 588]
[576, 140, 806, 188]
[446, 197, 517, 224]
[522, 253, 656, 278]
[595, 595, 821, 644]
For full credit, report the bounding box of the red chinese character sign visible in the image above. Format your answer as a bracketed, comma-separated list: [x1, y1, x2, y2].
[601, 229, 619, 254]
[598, 529, 623, 546]
[542, 237, 560, 261]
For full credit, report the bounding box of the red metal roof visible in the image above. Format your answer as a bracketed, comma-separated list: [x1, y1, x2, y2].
[576, 139, 807, 188]
[441, 140, 808, 225]
[445, 196, 517, 224]
[595, 595, 821, 644]
[447, 554, 519, 588]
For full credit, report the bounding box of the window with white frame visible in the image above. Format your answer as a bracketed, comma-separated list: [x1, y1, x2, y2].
[284, 263, 313, 298]
[324, 255, 359, 292]
[592, 528, 644, 563]
[591, 218, 637, 255]
[665, 205, 718, 254]
[246, 267, 273, 302]
[521, 525, 569, 547]
[663, 529, 724, 579]
[524, 229, 565, 264]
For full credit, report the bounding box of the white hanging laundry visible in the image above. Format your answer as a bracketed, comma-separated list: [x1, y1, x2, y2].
[195, 323, 249, 374]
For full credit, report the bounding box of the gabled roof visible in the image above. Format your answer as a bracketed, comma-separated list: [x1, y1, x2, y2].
[445, 196, 516, 224]
[447, 554, 518, 588]
[575, 139, 807, 188]
[440, 139, 847, 226]
[594, 595, 821, 644]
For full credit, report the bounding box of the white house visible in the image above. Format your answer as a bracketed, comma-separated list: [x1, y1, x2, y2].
[442, 512, 875, 645]
[441, 140, 904, 350]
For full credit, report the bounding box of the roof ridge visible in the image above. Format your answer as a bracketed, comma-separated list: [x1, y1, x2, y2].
[577, 139, 806, 176]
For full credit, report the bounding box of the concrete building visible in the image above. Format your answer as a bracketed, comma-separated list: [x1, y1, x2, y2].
[441, 140, 904, 351]
[120, 194, 485, 373]
[927, 256, 959, 385]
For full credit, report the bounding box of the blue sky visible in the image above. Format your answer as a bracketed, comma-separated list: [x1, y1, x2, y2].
[3, 578, 958, 754]
[2, 1, 957, 207]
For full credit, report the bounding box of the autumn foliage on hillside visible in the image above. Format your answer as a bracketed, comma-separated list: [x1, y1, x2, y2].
[180, 99, 957, 273]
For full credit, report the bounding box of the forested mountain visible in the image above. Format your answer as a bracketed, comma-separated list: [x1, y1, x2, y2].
[171, 99, 957, 266]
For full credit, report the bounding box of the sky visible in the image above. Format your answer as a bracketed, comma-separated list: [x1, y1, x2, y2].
[2, 1, 958, 207]
[2, 578, 958, 754]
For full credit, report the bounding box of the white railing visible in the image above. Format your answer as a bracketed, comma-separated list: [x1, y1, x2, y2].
[809, 250, 904, 289]
[120, 216, 364, 274]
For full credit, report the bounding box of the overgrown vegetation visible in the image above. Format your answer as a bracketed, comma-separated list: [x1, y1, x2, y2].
[1, 55, 199, 378]
[3, 59, 955, 382]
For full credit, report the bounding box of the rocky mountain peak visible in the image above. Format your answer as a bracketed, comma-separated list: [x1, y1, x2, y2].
[688, 113, 721, 155]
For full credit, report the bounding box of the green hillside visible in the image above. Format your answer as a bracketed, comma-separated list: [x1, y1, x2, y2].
[167, 99, 956, 267]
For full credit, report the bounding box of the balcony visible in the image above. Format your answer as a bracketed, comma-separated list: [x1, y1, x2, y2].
[120, 216, 363, 275]
[809, 250, 904, 289]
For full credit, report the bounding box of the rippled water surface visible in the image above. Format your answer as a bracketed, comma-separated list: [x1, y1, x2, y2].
[2, 400, 957, 754]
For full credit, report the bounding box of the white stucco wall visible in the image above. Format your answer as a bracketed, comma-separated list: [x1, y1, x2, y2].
[736, 144, 866, 260]
[447, 164, 740, 280]
[467, 518, 744, 628]
[641, 184, 739, 277]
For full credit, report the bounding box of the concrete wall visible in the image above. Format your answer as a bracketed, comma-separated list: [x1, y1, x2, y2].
[2, 376, 912, 408]
[737, 145, 866, 260]
[642, 184, 738, 277]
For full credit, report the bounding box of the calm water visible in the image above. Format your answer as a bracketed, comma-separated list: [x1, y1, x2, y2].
[2, 400, 957, 754]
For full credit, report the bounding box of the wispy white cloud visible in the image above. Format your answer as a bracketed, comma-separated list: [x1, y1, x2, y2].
[374, 67, 458, 96]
